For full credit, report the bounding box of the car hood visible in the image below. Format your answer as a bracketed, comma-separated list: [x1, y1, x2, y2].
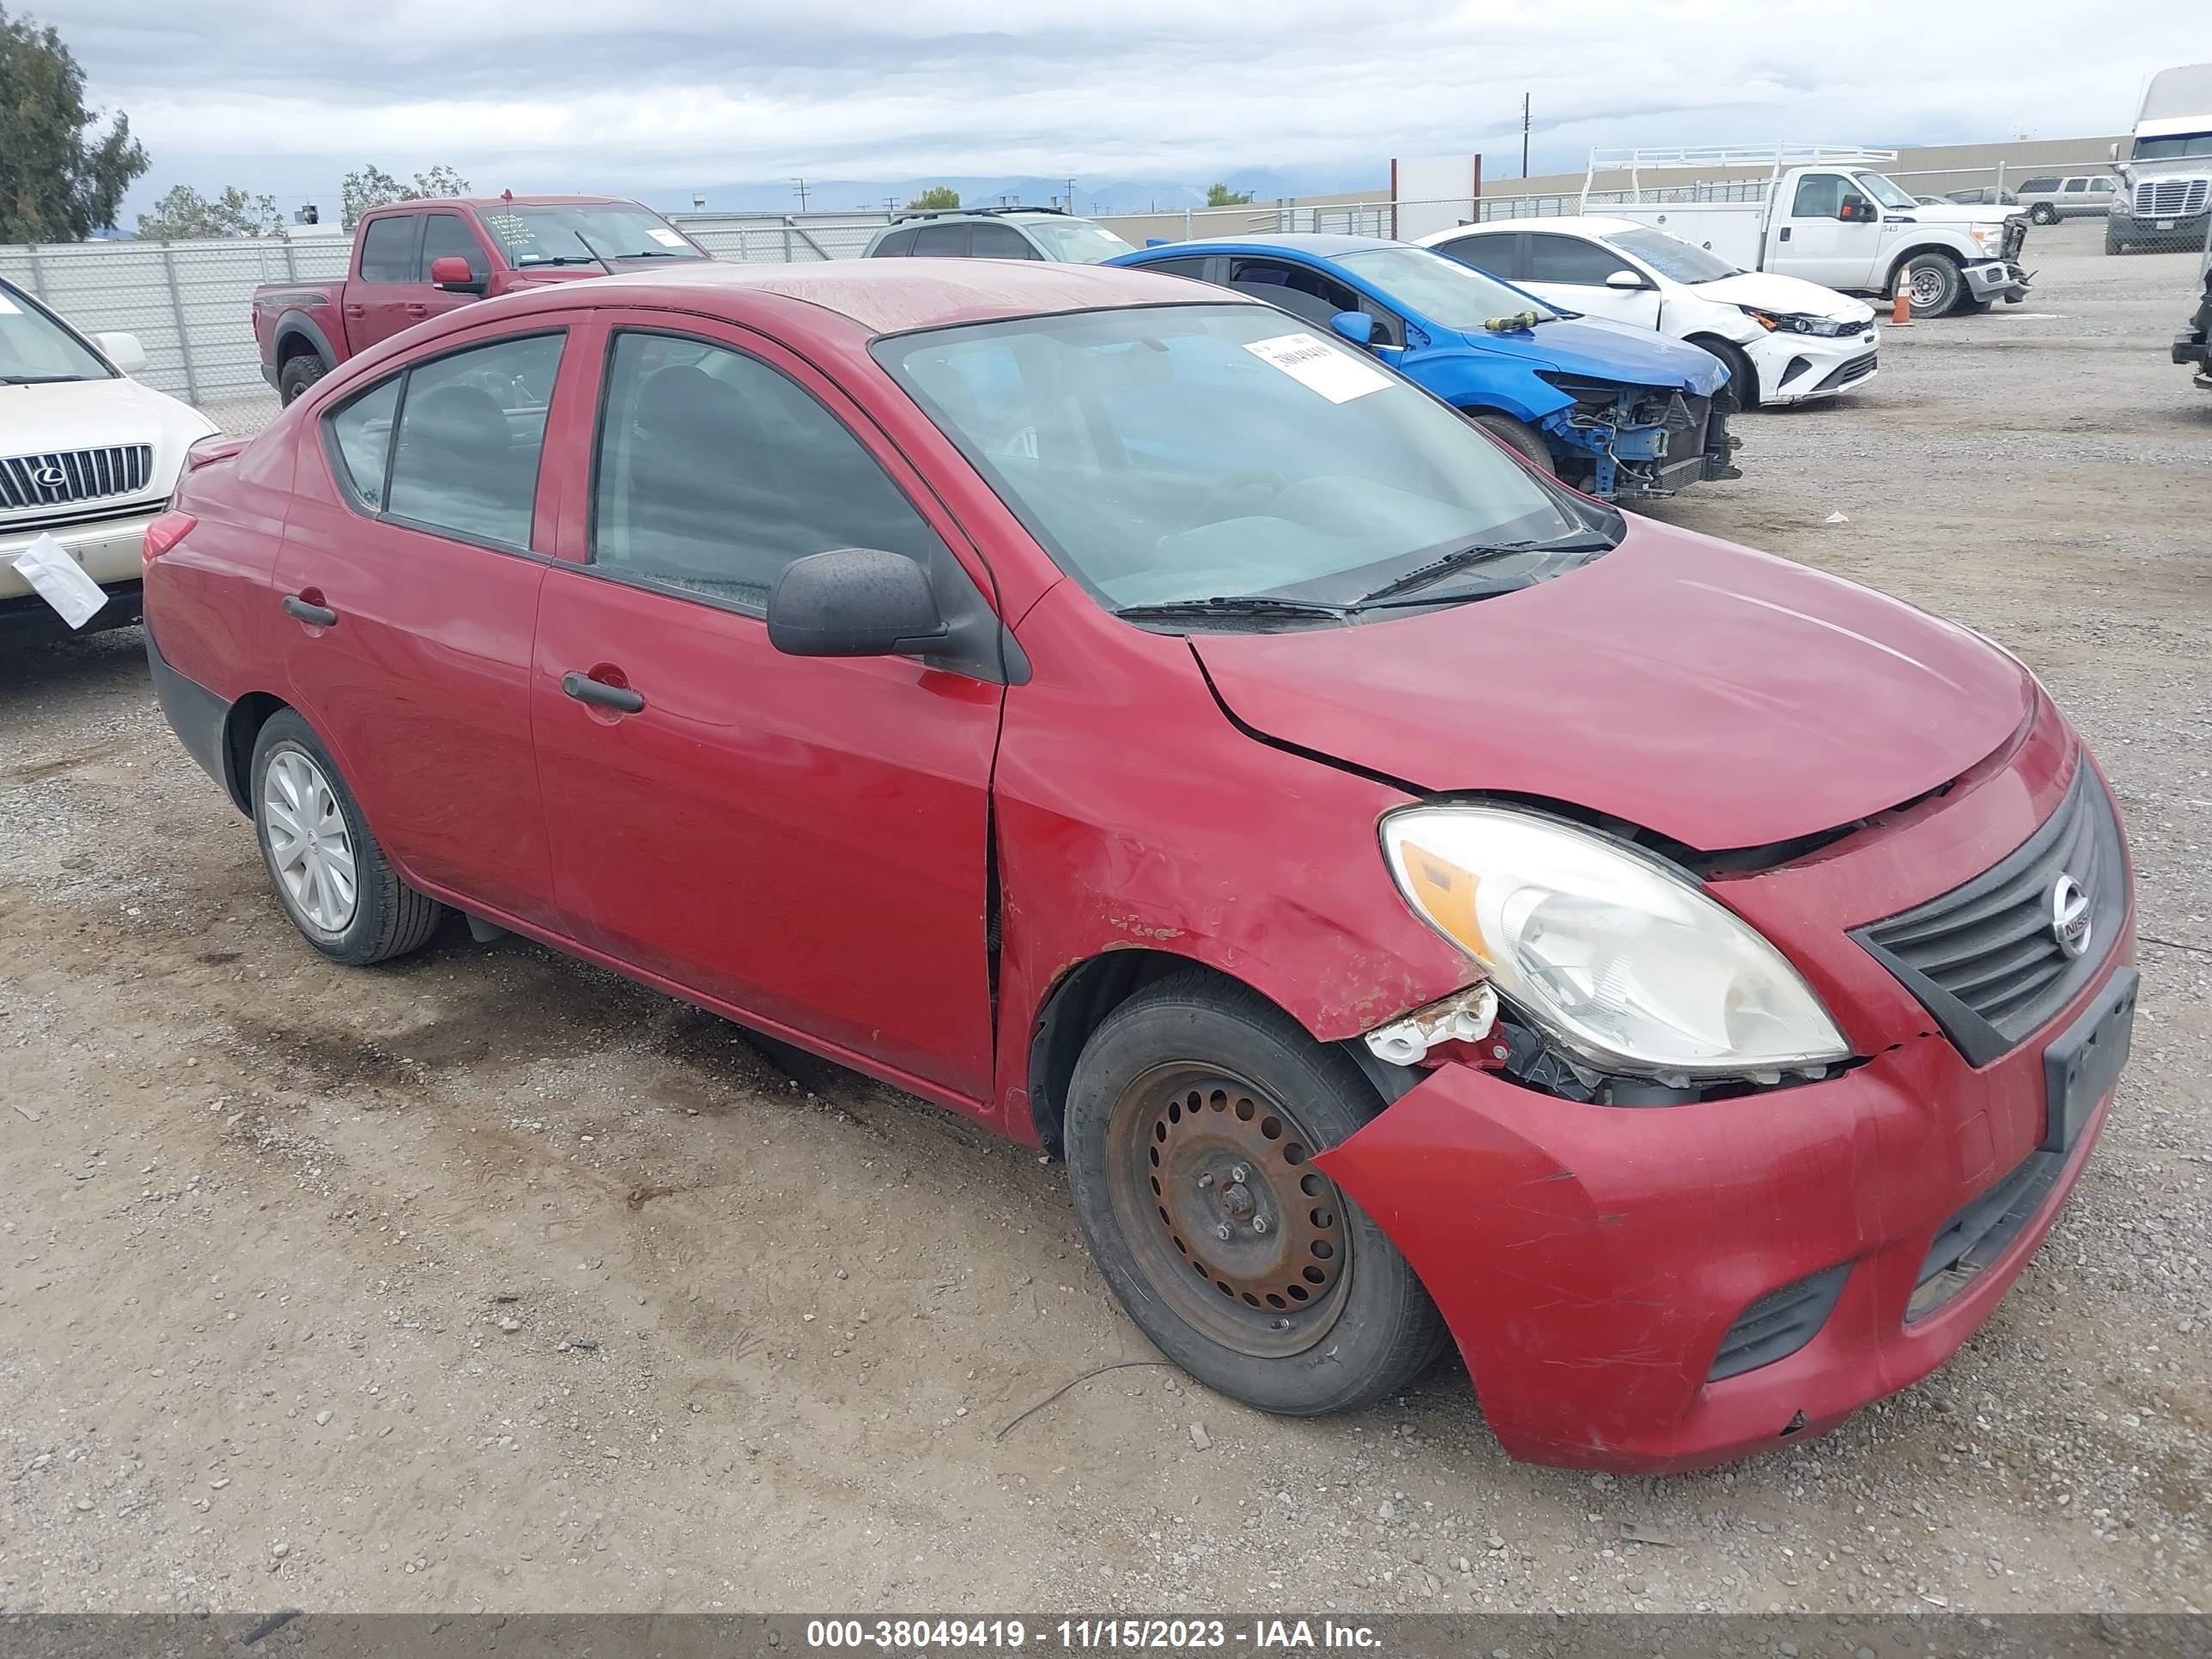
[1900, 203, 2015, 228]
[1684, 270, 1875, 325]
[1455, 315, 1729, 396]
[1192, 517, 2034, 852]
[0, 374, 216, 455]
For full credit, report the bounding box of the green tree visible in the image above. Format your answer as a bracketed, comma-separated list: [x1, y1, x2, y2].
[136, 183, 286, 240]
[341, 163, 473, 228]
[0, 5, 149, 242]
[906, 185, 960, 210]
[1205, 182, 1254, 207]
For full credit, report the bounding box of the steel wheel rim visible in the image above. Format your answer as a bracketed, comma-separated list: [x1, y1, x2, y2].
[1103, 1062, 1352, 1358]
[262, 749, 357, 933]
[1908, 266, 1945, 308]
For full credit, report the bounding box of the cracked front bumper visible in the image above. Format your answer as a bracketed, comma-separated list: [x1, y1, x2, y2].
[1314, 945, 2130, 1472]
[1964, 260, 2032, 303]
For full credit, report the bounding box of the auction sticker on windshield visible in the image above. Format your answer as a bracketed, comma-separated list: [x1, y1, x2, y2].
[1243, 332, 1392, 403]
[647, 227, 686, 247]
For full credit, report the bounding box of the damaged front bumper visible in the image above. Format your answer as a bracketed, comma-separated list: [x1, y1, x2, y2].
[1964, 259, 2033, 304]
[1536, 383, 1742, 502]
[1318, 951, 2130, 1473]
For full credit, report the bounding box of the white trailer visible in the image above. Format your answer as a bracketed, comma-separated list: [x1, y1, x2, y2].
[1580, 145, 2032, 318]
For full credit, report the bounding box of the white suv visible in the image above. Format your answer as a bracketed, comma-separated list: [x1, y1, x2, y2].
[2, 277, 216, 642]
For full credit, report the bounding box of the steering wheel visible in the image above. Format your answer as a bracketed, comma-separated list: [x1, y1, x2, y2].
[1182, 467, 1290, 530]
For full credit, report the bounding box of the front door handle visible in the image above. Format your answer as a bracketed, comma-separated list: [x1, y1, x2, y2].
[404, 302, 428, 319]
[282, 593, 338, 628]
[562, 671, 645, 714]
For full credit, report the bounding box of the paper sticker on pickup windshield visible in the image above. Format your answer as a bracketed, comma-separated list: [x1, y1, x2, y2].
[1243, 332, 1392, 403]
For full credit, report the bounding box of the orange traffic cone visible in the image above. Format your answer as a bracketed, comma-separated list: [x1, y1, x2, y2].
[1890, 287, 1912, 327]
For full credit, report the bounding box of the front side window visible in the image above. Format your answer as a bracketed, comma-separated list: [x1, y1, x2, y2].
[478, 204, 704, 267]
[2062, 178, 2089, 194]
[1791, 173, 1848, 217]
[358, 216, 417, 283]
[0, 282, 112, 383]
[382, 333, 565, 547]
[591, 331, 949, 610]
[1226, 258, 1365, 331]
[420, 213, 489, 280]
[876, 303, 1600, 619]
[2090, 177, 2116, 193]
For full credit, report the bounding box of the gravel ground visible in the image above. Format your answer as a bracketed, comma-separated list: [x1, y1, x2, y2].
[1, 218, 2206, 1617]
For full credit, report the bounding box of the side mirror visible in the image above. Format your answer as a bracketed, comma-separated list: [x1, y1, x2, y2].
[91, 331, 148, 374]
[1603, 269, 1647, 290]
[429, 256, 487, 295]
[2108, 142, 2119, 163]
[767, 547, 947, 659]
[1838, 195, 1871, 222]
[1328, 310, 1376, 347]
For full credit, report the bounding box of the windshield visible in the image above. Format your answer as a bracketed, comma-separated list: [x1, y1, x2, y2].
[874, 303, 1604, 621]
[482, 205, 705, 265]
[1852, 172, 1920, 211]
[1603, 227, 1739, 284]
[1333, 246, 1559, 330]
[0, 284, 111, 383]
[2134, 132, 2212, 161]
[1024, 220, 1137, 262]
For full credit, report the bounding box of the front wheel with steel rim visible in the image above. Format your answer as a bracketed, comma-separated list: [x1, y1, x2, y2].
[251, 709, 443, 966]
[1900, 254, 1965, 319]
[1064, 971, 1448, 1415]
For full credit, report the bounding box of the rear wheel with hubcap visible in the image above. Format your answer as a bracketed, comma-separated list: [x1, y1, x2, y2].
[2029, 203, 2058, 226]
[1065, 973, 1447, 1415]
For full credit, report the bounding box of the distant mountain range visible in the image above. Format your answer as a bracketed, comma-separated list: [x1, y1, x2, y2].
[638, 168, 1389, 218]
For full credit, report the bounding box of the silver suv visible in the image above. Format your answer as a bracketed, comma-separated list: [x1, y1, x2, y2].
[862, 206, 1137, 263]
[2012, 173, 2118, 224]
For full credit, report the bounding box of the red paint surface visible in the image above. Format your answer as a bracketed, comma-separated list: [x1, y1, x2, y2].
[157, 263, 2135, 1470]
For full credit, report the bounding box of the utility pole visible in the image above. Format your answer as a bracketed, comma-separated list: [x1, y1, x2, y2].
[1522, 93, 1531, 179]
[791, 177, 811, 210]
[1064, 177, 1077, 212]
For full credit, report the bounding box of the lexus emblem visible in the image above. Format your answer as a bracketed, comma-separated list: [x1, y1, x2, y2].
[2050, 873, 2092, 960]
[31, 464, 67, 490]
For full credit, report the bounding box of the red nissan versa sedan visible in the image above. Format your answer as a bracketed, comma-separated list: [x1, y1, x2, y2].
[143, 261, 2136, 1472]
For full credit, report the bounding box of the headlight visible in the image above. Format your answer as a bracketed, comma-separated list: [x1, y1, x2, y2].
[1738, 307, 1847, 337]
[1380, 805, 1850, 1079]
[1968, 225, 2001, 246]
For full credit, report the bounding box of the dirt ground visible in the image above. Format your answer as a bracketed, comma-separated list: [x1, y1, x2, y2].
[3, 218, 2207, 1616]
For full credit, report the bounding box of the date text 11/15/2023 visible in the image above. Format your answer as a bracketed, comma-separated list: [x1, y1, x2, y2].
[805, 1618, 1382, 1650]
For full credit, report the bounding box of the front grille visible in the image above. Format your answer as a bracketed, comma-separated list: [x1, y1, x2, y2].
[1854, 763, 2125, 1067]
[1708, 1263, 1852, 1381]
[2132, 177, 2210, 219]
[2002, 218, 2027, 260]
[1814, 352, 1879, 392]
[0, 446, 154, 513]
[1909, 1149, 2063, 1321]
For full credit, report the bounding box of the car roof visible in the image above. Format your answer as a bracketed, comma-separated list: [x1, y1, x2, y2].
[1133, 232, 1400, 258]
[363, 195, 649, 214]
[518, 257, 1245, 336]
[1416, 215, 1646, 243]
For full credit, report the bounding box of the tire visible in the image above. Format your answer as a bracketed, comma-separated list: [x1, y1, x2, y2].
[2105, 224, 2125, 256]
[1064, 971, 1448, 1416]
[250, 709, 442, 966]
[1957, 298, 1994, 315]
[1465, 410, 1554, 473]
[1689, 337, 1759, 410]
[277, 353, 330, 406]
[1898, 254, 1964, 319]
[2028, 204, 2058, 226]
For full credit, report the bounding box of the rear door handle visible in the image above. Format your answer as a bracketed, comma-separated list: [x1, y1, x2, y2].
[282, 594, 338, 628]
[562, 671, 645, 714]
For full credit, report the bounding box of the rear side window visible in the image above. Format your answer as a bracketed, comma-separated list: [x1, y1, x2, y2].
[872, 228, 919, 257]
[358, 216, 416, 283]
[419, 212, 489, 280]
[2019, 177, 2061, 193]
[1136, 256, 1212, 280]
[590, 331, 950, 610]
[1525, 234, 1636, 285]
[969, 222, 1040, 258]
[2062, 178, 2087, 193]
[382, 332, 566, 548]
[326, 377, 401, 510]
[1433, 234, 1515, 278]
[911, 222, 970, 256]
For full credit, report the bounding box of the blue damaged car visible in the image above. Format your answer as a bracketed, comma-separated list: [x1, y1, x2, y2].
[1109, 233, 1741, 501]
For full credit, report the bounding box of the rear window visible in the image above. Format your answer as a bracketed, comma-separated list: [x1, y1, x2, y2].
[872, 227, 919, 257]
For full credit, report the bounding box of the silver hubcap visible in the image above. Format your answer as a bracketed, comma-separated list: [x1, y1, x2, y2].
[262, 750, 357, 933]
[1909, 268, 1944, 307]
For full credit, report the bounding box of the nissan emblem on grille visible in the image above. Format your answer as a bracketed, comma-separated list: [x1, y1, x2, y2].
[33, 465, 67, 490]
[2051, 873, 2092, 960]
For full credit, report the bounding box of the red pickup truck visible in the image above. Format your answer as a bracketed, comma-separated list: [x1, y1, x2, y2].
[252, 195, 710, 404]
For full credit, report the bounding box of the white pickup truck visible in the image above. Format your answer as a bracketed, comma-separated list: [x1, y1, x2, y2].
[1581, 145, 2032, 319]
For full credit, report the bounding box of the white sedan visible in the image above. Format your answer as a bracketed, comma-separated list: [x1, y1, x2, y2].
[2, 276, 216, 642]
[1416, 216, 1879, 409]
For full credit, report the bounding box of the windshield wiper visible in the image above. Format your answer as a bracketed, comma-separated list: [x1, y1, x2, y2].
[1351, 533, 1615, 609]
[0, 374, 87, 386]
[1113, 595, 1349, 623]
[520, 255, 604, 268]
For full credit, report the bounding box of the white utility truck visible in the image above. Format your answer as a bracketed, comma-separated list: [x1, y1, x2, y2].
[1581, 145, 2032, 319]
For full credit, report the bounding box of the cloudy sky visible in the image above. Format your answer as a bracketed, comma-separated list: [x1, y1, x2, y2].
[42, 0, 2182, 218]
